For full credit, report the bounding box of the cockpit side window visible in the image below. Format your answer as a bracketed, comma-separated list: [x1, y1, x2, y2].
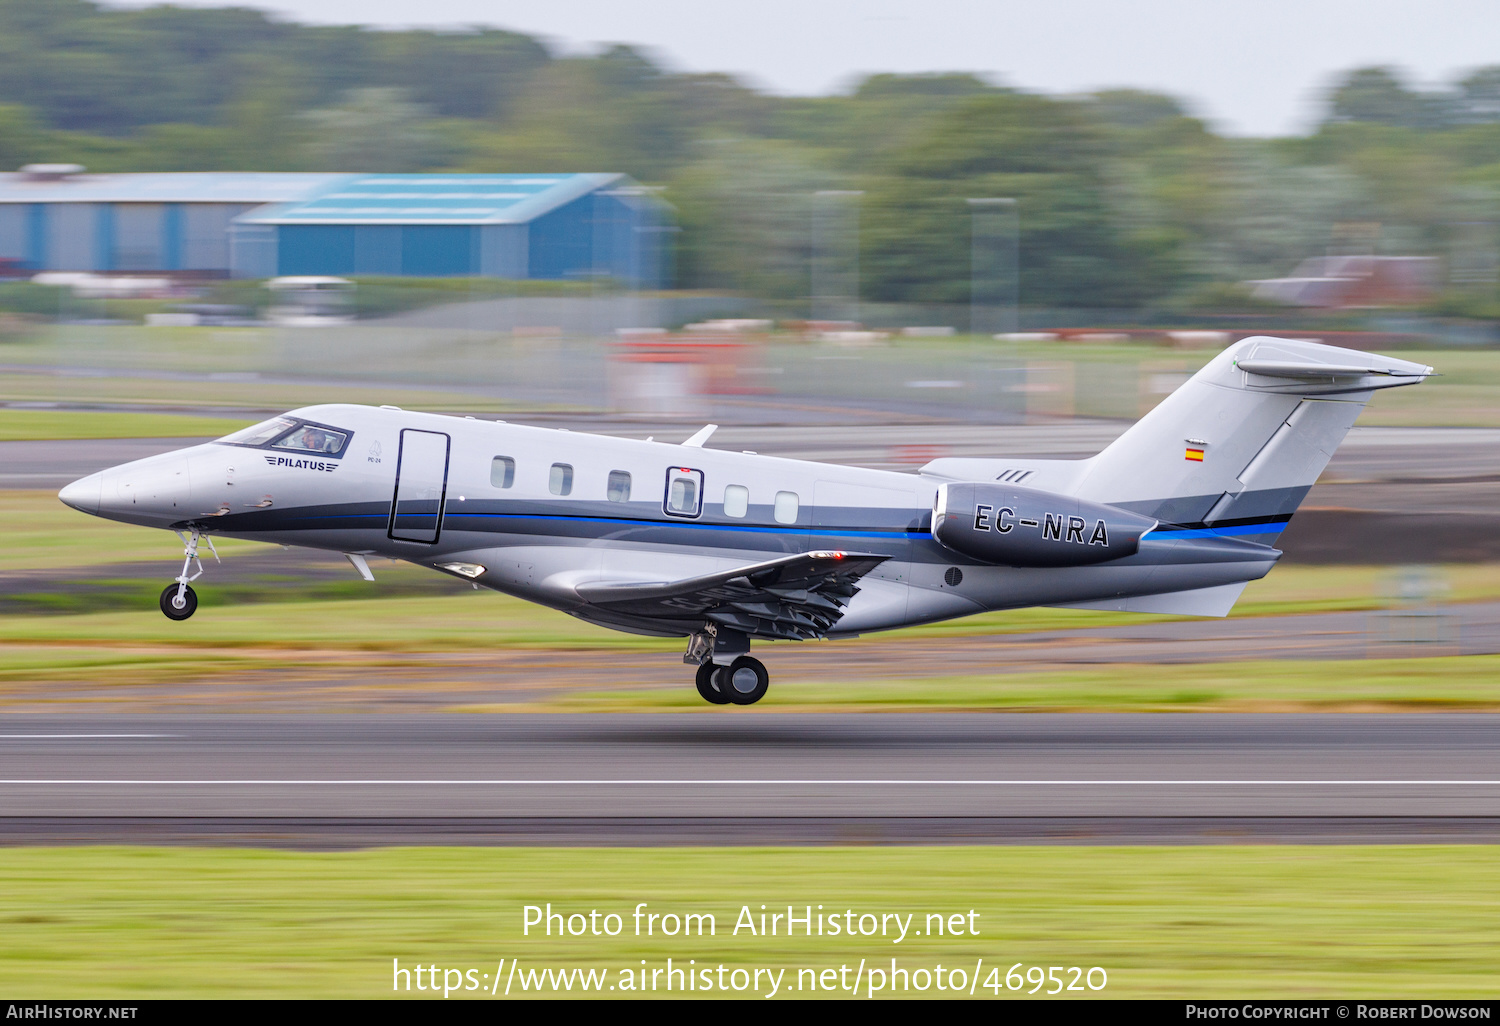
[273, 424, 349, 455]
[217, 417, 352, 458]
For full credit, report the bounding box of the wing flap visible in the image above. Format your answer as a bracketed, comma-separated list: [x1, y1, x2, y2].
[575, 550, 890, 640]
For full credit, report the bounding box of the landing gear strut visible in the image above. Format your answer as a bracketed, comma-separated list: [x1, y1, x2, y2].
[685, 626, 769, 706]
[161, 527, 217, 621]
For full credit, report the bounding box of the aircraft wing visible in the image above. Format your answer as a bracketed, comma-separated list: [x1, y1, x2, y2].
[575, 550, 890, 640]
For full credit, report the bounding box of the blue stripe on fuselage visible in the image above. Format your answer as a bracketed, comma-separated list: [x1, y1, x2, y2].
[445, 512, 924, 539]
[1151, 523, 1287, 539]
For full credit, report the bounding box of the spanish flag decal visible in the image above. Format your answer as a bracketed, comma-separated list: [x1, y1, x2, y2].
[1185, 447, 1205, 462]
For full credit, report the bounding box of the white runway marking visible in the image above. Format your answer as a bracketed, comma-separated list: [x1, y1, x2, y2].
[0, 734, 176, 740]
[0, 779, 1498, 786]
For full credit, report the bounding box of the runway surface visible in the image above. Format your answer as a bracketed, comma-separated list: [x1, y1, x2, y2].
[1, 713, 1498, 845]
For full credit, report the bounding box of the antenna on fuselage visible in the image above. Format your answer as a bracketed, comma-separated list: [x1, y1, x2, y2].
[682, 424, 718, 448]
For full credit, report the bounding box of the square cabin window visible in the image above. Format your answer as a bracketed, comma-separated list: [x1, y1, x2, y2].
[723, 484, 749, 518]
[774, 490, 799, 524]
[607, 470, 632, 502]
[664, 467, 704, 517]
[549, 463, 573, 496]
[490, 456, 515, 489]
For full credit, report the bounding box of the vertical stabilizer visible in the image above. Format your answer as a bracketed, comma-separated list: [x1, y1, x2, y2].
[1072, 337, 1431, 545]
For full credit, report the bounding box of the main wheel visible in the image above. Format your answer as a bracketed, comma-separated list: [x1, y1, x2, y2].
[159, 583, 197, 621]
[723, 656, 769, 706]
[695, 662, 732, 704]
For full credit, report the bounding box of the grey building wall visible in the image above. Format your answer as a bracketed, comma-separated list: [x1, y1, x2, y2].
[229, 223, 277, 279]
[47, 204, 96, 271]
[182, 204, 242, 272]
[113, 203, 164, 271]
[0, 206, 25, 262]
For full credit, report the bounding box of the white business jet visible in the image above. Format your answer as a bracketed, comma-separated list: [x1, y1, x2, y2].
[58, 337, 1430, 705]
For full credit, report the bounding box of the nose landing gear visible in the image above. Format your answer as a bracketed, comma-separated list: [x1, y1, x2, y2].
[161, 527, 217, 621]
[686, 626, 769, 705]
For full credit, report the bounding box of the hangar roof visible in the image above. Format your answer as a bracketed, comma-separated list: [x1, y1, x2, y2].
[0, 172, 349, 204]
[237, 173, 628, 226]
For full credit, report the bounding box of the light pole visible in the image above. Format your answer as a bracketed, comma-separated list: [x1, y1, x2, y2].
[812, 190, 863, 324]
[968, 197, 1017, 337]
[602, 185, 672, 331]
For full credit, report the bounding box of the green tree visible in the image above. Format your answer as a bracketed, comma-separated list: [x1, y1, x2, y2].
[669, 139, 836, 297]
[0, 103, 47, 170]
[301, 88, 448, 172]
[1326, 66, 1454, 130]
[1455, 67, 1500, 124]
[461, 46, 690, 180]
[861, 92, 1171, 307]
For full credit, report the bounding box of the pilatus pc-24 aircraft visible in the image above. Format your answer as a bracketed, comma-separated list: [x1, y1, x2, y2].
[59, 337, 1430, 705]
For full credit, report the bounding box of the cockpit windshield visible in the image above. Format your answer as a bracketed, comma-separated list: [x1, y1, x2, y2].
[216, 416, 351, 457]
[218, 417, 297, 447]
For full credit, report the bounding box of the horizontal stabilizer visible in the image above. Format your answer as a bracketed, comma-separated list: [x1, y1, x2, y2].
[1055, 581, 1249, 617]
[1235, 358, 1431, 381]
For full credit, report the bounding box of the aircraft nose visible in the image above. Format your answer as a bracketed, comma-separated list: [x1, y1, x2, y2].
[58, 471, 104, 515]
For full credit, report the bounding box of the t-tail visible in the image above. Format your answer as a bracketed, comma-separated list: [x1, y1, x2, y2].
[1073, 336, 1432, 547]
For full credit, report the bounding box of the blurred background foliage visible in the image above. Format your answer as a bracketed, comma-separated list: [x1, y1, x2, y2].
[0, 0, 1497, 311]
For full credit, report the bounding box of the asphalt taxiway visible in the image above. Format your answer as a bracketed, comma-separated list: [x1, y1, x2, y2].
[0, 713, 1497, 845]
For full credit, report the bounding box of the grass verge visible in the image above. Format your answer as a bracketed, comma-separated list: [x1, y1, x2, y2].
[0, 410, 253, 441]
[537, 654, 1500, 713]
[0, 845, 1495, 998]
[0, 372, 517, 415]
[3, 642, 1495, 713]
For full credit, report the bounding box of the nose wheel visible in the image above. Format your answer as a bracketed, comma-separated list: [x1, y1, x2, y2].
[159, 583, 198, 620]
[160, 527, 217, 621]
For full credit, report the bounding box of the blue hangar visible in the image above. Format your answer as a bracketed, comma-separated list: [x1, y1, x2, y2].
[0, 167, 670, 286]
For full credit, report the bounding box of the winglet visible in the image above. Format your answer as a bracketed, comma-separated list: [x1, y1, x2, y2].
[683, 424, 718, 447]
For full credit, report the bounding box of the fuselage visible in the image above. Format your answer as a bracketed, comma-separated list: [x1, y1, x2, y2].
[57, 403, 1278, 638]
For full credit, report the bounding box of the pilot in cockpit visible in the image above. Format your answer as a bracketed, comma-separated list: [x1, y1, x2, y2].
[295, 426, 339, 453]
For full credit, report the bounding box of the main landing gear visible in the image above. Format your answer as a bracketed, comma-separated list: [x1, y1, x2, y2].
[695, 657, 769, 705]
[686, 626, 769, 706]
[160, 526, 217, 621]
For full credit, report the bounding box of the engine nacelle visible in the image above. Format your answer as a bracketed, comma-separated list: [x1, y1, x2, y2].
[932, 482, 1157, 567]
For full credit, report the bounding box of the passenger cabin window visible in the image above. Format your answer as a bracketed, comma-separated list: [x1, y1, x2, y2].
[664, 467, 704, 518]
[490, 456, 515, 489]
[774, 490, 799, 524]
[607, 470, 632, 502]
[549, 463, 573, 496]
[723, 484, 749, 518]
